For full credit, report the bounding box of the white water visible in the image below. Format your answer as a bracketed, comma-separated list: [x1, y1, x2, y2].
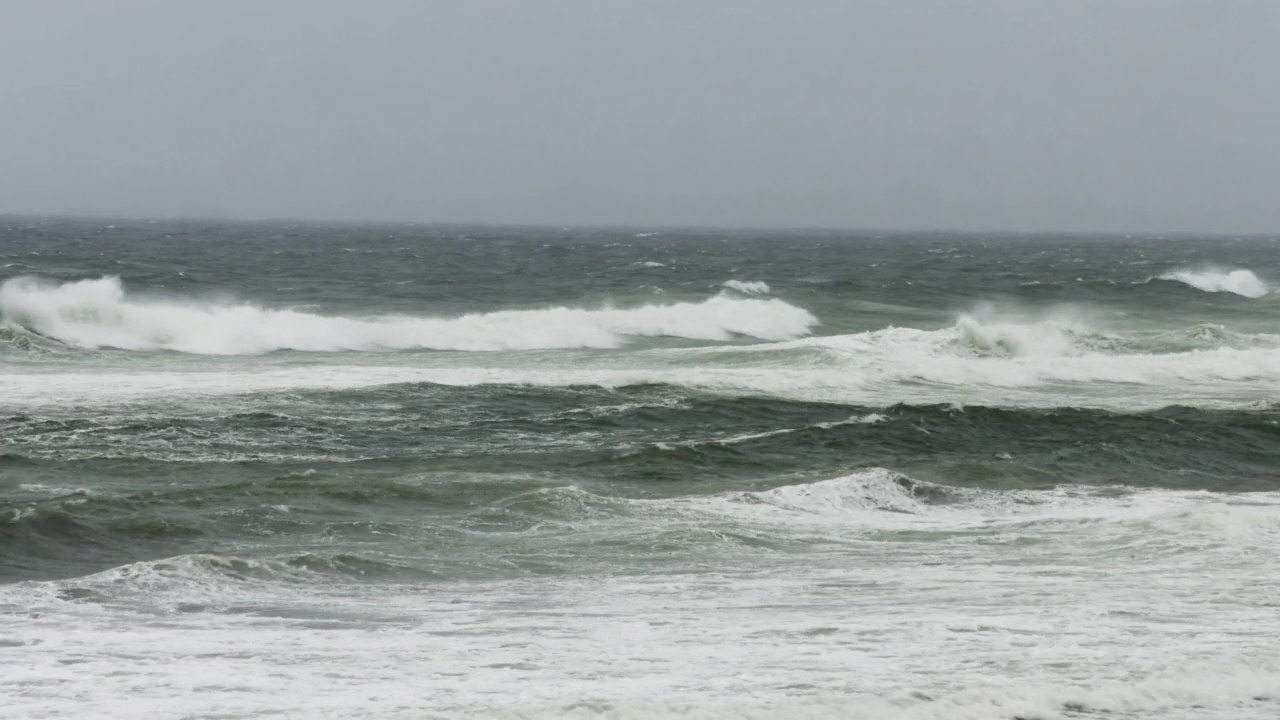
[9, 228, 1280, 720]
[1156, 268, 1270, 298]
[6, 328, 1280, 412]
[720, 280, 771, 294]
[5, 471, 1279, 719]
[6, 278, 1280, 412]
[0, 276, 816, 353]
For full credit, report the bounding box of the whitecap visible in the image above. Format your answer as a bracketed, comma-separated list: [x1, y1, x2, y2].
[1156, 268, 1269, 298]
[720, 280, 771, 295]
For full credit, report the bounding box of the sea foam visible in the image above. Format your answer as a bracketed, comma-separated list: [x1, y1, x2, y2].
[0, 276, 817, 354]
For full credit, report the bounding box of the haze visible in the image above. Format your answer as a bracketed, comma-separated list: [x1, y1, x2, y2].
[2, 0, 1277, 232]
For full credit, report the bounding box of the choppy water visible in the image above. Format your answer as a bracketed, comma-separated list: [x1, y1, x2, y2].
[3, 217, 1280, 719]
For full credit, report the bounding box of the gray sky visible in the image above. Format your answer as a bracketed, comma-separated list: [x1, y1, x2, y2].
[2, 0, 1278, 232]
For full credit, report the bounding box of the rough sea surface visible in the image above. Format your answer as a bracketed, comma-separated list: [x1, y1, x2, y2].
[3, 217, 1280, 719]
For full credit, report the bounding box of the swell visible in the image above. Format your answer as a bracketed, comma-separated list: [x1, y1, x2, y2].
[12, 386, 1280, 481]
[577, 401, 1280, 491]
[0, 323, 63, 353]
[8, 394, 1280, 502]
[0, 467, 472, 582]
[0, 496, 204, 581]
[17, 465, 1280, 591]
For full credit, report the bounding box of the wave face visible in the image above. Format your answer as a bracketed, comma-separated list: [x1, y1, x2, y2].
[1156, 268, 1270, 297]
[6, 220, 1280, 719]
[0, 276, 816, 353]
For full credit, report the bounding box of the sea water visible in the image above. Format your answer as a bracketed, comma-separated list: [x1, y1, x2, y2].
[3, 219, 1280, 718]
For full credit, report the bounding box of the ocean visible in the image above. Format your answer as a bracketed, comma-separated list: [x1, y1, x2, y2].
[2, 217, 1279, 719]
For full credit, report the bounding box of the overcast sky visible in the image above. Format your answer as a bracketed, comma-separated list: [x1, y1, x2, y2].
[1, 0, 1277, 232]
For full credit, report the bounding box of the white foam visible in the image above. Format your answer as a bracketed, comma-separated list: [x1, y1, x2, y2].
[699, 469, 1280, 536]
[720, 280, 771, 295]
[7, 287, 1280, 411]
[1157, 268, 1270, 298]
[752, 306, 1113, 361]
[0, 276, 816, 354]
[795, 329, 1280, 388]
[17, 484, 90, 497]
[953, 312, 1098, 357]
[5, 481, 1280, 719]
[730, 468, 926, 516]
[6, 334, 1280, 411]
[473, 665, 1280, 718]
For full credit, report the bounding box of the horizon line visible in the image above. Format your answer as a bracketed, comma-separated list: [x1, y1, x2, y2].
[1, 212, 1277, 239]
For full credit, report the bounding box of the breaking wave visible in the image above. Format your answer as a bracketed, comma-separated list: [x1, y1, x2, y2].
[720, 280, 771, 294]
[724, 469, 929, 516]
[1155, 268, 1270, 298]
[767, 309, 1115, 360]
[9, 329, 1280, 412]
[0, 276, 817, 354]
[953, 312, 1105, 357]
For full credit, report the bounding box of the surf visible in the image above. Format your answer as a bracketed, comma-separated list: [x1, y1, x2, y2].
[0, 276, 817, 354]
[1153, 268, 1270, 298]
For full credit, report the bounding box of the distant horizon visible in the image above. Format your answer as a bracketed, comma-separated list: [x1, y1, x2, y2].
[4, 211, 1278, 239]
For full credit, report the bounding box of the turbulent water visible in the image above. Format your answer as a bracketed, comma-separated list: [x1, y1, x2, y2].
[3, 218, 1280, 719]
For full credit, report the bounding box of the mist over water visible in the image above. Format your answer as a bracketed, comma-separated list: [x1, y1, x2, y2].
[3, 219, 1280, 718]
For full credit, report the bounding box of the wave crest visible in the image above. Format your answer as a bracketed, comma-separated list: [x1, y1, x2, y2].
[1156, 269, 1269, 298]
[0, 276, 817, 355]
[731, 469, 927, 515]
[721, 280, 771, 294]
[954, 314, 1098, 357]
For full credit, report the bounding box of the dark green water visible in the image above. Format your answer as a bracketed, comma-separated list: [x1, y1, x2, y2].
[3, 218, 1280, 719]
